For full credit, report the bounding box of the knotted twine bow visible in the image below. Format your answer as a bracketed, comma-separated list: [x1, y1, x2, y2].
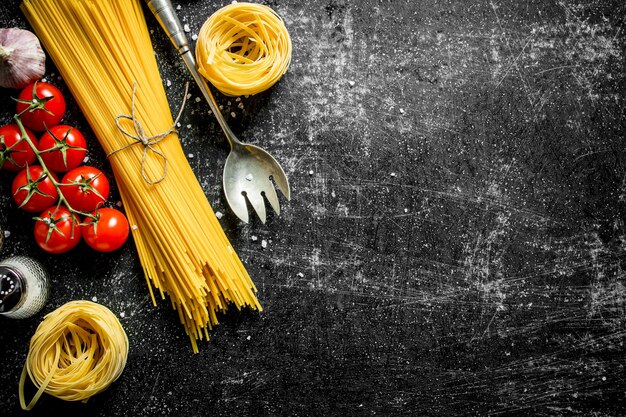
[107, 82, 189, 185]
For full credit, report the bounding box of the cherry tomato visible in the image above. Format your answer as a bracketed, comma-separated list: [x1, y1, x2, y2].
[38, 125, 87, 172]
[81, 208, 129, 252]
[34, 205, 81, 254]
[61, 166, 110, 212]
[0, 124, 39, 171]
[15, 82, 67, 132]
[12, 166, 59, 213]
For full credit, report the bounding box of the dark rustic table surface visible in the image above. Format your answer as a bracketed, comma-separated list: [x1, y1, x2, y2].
[1, 0, 625, 416]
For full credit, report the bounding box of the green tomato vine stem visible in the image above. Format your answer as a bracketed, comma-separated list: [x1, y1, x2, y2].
[13, 114, 96, 222]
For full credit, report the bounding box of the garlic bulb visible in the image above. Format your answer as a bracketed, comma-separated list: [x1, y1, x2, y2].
[0, 28, 45, 89]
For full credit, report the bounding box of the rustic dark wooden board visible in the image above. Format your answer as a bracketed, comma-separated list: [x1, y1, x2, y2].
[0, 0, 625, 415]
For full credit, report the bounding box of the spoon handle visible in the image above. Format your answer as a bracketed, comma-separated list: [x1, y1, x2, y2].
[145, 0, 240, 147]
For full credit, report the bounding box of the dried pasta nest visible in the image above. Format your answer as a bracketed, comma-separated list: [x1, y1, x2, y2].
[196, 2, 292, 96]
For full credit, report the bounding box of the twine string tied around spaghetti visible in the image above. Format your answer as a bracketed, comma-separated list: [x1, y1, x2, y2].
[108, 82, 189, 185]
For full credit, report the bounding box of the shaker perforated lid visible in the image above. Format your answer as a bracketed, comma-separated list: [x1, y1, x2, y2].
[0, 266, 24, 313]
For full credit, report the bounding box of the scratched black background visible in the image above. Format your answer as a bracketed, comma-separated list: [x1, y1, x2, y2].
[0, 0, 625, 416]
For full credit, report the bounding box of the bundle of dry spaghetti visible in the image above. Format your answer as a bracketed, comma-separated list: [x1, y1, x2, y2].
[196, 2, 292, 96]
[21, 0, 261, 352]
[19, 301, 128, 410]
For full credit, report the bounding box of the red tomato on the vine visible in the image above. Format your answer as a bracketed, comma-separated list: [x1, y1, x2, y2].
[82, 208, 129, 252]
[38, 125, 87, 172]
[34, 205, 81, 254]
[12, 165, 59, 213]
[15, 82, 67, 132]
[0, 124, 38, 171]
[61, 166, 110, 212]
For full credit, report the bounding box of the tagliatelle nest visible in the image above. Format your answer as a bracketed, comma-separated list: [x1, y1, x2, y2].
[195, 2, 292, 96]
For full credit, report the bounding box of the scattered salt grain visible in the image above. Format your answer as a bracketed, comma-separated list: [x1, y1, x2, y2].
[399, 108, 405, 114]
[116, 201, 123, 207]
[230, 112, 236, 118]
[92, 296, 97, 302]
[195, 97, 201, 103]
[186, 124, 192, 129]
[183, 24, 191, 33]
[3, 230, 10, 238]
[390, 172, 396, 177]
[215, 211, 224, 219]
[235, 97, 241, 102]
[186, 93, 192, 99]
[297, 272, 304, 278]
[308, 170, 314, 176]
[176, 4, 181, 10]
[404, 208, 409, 213]
[251, 235, 258, 241]
[261, 239, 268, 248]
[83, 156, 89, 163]
[238, 103, 244, 109]
[348, 80, 355, 87]
[176, 122, 181, 128]
[166, 79, 172, 87]
[192, 34, 198, 41]
[188, 153, 194, 159]
[120, 312, 125, 318]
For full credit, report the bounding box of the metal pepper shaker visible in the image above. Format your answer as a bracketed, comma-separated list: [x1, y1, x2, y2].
[0, 256, 49, 319]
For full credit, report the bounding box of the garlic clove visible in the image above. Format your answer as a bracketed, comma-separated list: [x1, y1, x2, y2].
[0, 28, 46, 89]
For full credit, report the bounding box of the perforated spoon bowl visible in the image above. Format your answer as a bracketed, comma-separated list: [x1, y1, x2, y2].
[147, 0, 290, 223]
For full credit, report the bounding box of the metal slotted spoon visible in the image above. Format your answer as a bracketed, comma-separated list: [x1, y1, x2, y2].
[147, 0, 290, 223]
